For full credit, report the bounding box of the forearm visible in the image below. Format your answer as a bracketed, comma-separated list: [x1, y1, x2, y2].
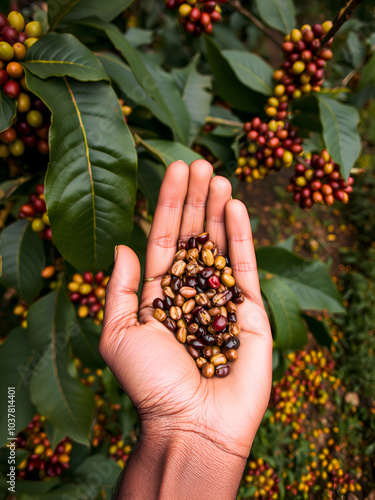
[115, 427, 248, 500]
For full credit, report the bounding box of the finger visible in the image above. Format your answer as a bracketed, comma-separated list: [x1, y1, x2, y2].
[205, 175, 232, 255]
[225, 199, 262, 304]
[100, 246, 140, 359]
[145, 161, 189, 279]
[179, 159, 213, 239]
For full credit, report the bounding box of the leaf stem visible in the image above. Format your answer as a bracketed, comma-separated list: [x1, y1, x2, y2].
[319, 0, 365, 49]
[228, 0, 281, 47]
[204, 116, 243, 128]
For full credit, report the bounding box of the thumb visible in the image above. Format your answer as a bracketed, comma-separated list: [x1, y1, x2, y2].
[100, 245, 141, 358]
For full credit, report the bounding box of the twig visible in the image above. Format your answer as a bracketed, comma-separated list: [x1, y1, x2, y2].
[204, 116, 243, 128]
[319, 0, 365, 49]
[228, 0, 281, 47]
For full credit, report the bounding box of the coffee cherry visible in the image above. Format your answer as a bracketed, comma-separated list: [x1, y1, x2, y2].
[8, 137, 24, 156]
[17, 92, 31, 112]
[25, 21, 43, 38]
[7, 11, 25, 32]
[0, 41, 14, 60]
[0, 127, 17, 143]
[12, 42, 26, 60]
[1, 26, 19, 45]
[6, 61, 23, 79]
[3, 79, 20, 98]
[24, 37, 38, 49]
[26, 110, 43, 128]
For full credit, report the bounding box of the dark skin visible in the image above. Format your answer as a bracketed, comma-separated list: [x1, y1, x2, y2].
[100, 160, 273, 499]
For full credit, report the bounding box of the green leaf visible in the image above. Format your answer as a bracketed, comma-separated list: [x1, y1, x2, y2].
[47, 0, 81, 31]
[84, 18, 190, 144]
[196, 134, 234, 165]
[0, 87, 17, 133]
[302, 314, 332, 348]
[137, 158, 164, 215]
[24, 33, 108, 81]
[205, 37, 266, 113]
[10, 477, 61, 496]
[0, 177, 32, 204]
[0, 220, 45, 304]
[358, 53, 375, 90]
[141, 139, 203, 167]
[254, 0, 295, 34]
[25, 72, 137, 271]
[97, 52, 169, 126]
[125, 27, 154, 47]
[45, 421, 66, 450]
[272, 348, 286, 380]
[0, 328, 36, 446]
[76, 455, 122, 489]
[261, 277, 307, 350]
[317, 95, 361, 179]
[29, 287, 95, 444]
[70, 317, 105, 369]
[221, 50, 274, 96]
[291, 94, 322, 134]
[172, 55, 212, 145]
[256, 246, 345, 313]
[57, 0, 134, 28]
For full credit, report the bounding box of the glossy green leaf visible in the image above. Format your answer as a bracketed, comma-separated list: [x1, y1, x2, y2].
[205, 37, 266, 113]
[0, 177, 32, 204]
[302, 313, 332, 348]
[84, 18, 190, 144]
[172, 55, 212, 145]
[256, 246, 345, 313]
[97, 53, 169, 126]
[25, 72, 137, 271]
[272, 348, 286, 380]
[59, 0, 134, 27]
[137, 158, 164, 215]
[0, 220, 45, 304]
[317, 95, 361, 179]
[47, 0, 81, 31]
[222, 50, 273, 96]
[125, 27, 154, 47]
[196, 134, 234, 165]
[142, 139, 203, 167]
[24, 33, 108, 81]
[0, 87, 17, 133]
[76, 455, 122, 489]
[0, 328, 36, 446]
[254, 0, 295, 34]
[10, 477, 61, 496]
[261, 277, 307, 350]
[358, 53, 375, 90]
[28, 287, 95, 444]
[291, 94, 322, 133]
[70, 317, 106, 369]
[209, 105, 242, 137]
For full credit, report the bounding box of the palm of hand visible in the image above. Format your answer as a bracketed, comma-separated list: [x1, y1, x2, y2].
[100, 160, 272, 460]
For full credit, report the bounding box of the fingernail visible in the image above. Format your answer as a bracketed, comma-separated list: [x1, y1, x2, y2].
[114, 245, 118, 262]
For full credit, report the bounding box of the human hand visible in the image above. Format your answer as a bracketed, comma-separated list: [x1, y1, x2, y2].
[100, 160, 273, 499]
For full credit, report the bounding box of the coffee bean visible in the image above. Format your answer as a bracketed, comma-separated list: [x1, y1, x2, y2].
[186, 261, 199, 275]
[197, 309, 211, 325]
[152, 298, 164, 309]
[163, 296, 174, 309]
[187, 248, 199, 261]
[233, 294, 245, 304]
[176, 327, 187, 343]
[153, 308, 166, 322]
[173, 294, 185, 307]
[221, 274, 236, 288]
[195, 293, 209, 306]
[197, 276, 207, 289]
[202, 362, 215, 378]
[212, 314, 228, 332]
[210, 353, 227, 366]
[164, 286, 175, 298]
[190, 338, 205, 349]
[177, 318, 188, 329]
[202, 248, 214, 266]
[169, 306, 182, 321]
[174, 249, 187, 261]
[201, 267, 215, 278]
[182, 299, 195, 314]
[226, 301, 236, 313]
[223, 348, 238, 361]
[224, 337, 240, 350]
[212, 290, 232, 306]
[203, 345, 213, 358]
[164, 318, 177, 332]
[180, 286, 197, 298]
[188, 236, 197, 248]
[208, 275, 220, 288]
[214, 256, 226, 269]
[215, 364, 231, 377]
[228, 323, 240, 336]
[171, 277, 183, 293]
[206, 289, 217, 299]
[179, 240, 188, 250]
[188, 345, 201, 359]
[197, 232, 209, 244]
[196, 357, 207, 369]
[228, 313, 237, 323]
[187, 323, 199, 335]
[186, 276, 198, 287]
[161, 275, 172, 288]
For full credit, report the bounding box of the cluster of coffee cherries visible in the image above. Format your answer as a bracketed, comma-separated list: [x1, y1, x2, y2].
[153, 232, 244, 378]
[68, 271, 109, 324]
[13, 299, 28, 328]
[165, 0, 227, 36]
[18, 184, 52, 240]
[244, 459, 280, 499]
[235, 118, 303, 182]
[0, 90, 50, 159]
[109, 435, 132, 468]
[287, 150, 354, 208]
[0, 11, 43, 99]
[16, 415, 72, 479]
[119, 98, 132, 123]
[265, 21, 333, 119]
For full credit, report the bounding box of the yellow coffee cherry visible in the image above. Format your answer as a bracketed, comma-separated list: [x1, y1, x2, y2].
[78, 305, 89, 318]
[178, 3, 192, 17]
[25, 21, 43, 38]
[8, 11, 25, 32]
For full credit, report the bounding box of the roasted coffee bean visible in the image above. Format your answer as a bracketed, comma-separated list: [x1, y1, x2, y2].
[197, 276, 207, 289]
[215, 364, 231, 378]
[195, 293, 209, 306]
[230, 285, 242, 296]
[176, 327, 187, 343]
[153, 308, 166, 322]
[163, 296, 174, 310]
[222, 266, 233, 275]
[226, 301, 236, 313]
[187, 248, 199, 261]
[206, 289, 217, 299]
[177, 318, 188, 329]
[203, 346, 213, 358]
[228, 323, 240, 336]
[188, 236, 197, 248]
[207, 325, 216, 334]
[188, 345, 200, 359]
[173, 294, 185, 307]
[212, 314, 228, 332]
[212, 346, 221, 356]
[184, 313, 193, 324]
[233, 294, 245, 304]
[197, 325, 206, 338]
[187, 335, 197, 344]
[219, 306, 228, 318]
[202, 362, 215, 378]
[201, 266, 215, 279]
[212, 290, 232, 306]
[180, 286, 197, 298]
[195, 287, 204, 294]
[186, 276, 198, 287]
[182, 299, 195, 314]
[186, 261, 199, 275]
[152, 298, 164, 310]
[215, 333, 224, 347]
[171, 277, 183, 293]
[191, 305, 203, 315]
[190, 338, 205, 349]
[179, 240, 188, 250]
[221, 274, 236, 288]
[223, 333, 231, 343]
[161, 275, 172, 288]
[202, 248, 214, 267]
[208, 306, 221, 317]
[174, 249, 187, 261]
[169, 306, 182, 321]
[197, 309, 211, 325]
[214, 255, 226, 269]
[203, 240, 215, 250]
[187, 323, 199, 335]
[224, 336, 240, 350]
[228, 313, 237, 323]
[210, 353, 227, 366]
[197, 232, 209, 244]
[223, 348, 238, 361]
[217, 284, 226, 293]
[164, 286, 175, 298]
[164, 318, 177, 332]
[196, 357, 207, 369]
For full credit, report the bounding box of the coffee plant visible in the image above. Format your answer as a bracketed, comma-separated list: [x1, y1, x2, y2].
[0, 0, 373, 497]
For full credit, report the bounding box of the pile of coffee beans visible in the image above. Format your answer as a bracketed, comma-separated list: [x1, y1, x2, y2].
[235, 118, 303, 182]
[287, 150, 354, 208]
[165, 0, 228, 36]
[152, 233, 244, 378]
[18, 183, 52, 240]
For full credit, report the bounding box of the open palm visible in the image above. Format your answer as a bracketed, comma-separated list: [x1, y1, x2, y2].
[100, 159, 273, 461]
